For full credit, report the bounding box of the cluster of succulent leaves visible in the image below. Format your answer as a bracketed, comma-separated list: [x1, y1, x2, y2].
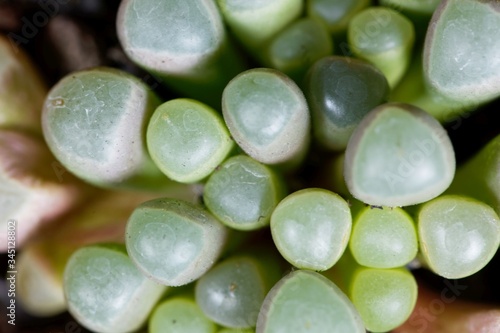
[3, 0, 500, 333]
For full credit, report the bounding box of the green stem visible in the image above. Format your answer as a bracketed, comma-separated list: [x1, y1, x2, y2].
[217, 0, 303, 63]
[264, 18, 333, 83]
[447, 134, 500, 215]
[389, 48, 478, 122]
[348, 7, 415, 88]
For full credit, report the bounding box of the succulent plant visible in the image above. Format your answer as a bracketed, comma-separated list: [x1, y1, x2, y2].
[2, 1, 500, 332]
